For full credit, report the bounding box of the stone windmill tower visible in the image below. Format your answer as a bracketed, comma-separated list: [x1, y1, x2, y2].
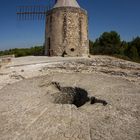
[17, 0, 89, 57]
[45, 0, 89, 56]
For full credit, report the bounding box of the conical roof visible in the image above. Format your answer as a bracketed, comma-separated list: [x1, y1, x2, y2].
[53, 0, 80, 8]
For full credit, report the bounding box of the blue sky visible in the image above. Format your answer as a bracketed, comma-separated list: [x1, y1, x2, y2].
[0, 0, 140, 50]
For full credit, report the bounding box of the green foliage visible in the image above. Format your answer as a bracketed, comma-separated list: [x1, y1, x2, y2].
[89, 40, 94, 54]
[122, 37, 140, 62]
[129, 46, 139, 61]
[130, 37, 140, 56]
[0, 46, 44, 57]
[92, 31, 121, 55]
[90, 31, 140, 63]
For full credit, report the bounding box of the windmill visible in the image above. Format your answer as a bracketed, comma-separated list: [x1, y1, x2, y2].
[17, 0, 89, 57]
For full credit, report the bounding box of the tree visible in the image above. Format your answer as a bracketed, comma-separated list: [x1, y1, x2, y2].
[91, 31, 121, 55]
[124, 45, 139, 61]
[99, 31, 121, 54]
[89, 40, 94, 54]
[0, 46, 44, 57]
[119, 41, 128, 55]
[123, 37, 140, 61]
[130, 37, 140, 56]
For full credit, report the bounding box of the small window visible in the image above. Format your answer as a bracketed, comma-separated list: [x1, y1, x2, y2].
[70, 48, 75, 52]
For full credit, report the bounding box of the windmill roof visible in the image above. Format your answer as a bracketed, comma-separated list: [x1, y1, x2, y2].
[53, 0, 80, 8]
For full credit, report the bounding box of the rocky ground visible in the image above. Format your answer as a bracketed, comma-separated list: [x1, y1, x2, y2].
[0, 55, 140, 140]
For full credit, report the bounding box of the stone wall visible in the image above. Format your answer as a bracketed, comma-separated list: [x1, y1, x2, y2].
[45, 7, 89, 56]
[0, 55, 14, 69]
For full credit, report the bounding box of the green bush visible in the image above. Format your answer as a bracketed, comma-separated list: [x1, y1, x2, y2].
[92, 31, 121, 55]
[0, 46, 44, 57]
[89, 31, 140, 63]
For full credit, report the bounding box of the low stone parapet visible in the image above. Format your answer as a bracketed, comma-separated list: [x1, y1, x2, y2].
[0, 55, 15, 69]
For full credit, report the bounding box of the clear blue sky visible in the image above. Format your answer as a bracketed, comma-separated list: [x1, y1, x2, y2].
[0, 0, 140, 50]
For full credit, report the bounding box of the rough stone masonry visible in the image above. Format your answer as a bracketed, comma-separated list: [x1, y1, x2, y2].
[45, 0, 89, 57]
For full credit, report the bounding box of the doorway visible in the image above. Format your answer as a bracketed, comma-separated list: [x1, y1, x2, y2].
[48, 37, 51, 56]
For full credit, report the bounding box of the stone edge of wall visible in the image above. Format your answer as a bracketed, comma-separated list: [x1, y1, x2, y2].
[47, 7, 87, 16]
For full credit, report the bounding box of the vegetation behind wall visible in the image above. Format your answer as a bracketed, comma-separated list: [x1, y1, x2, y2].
[89, 31, 140, 63]
[0, 46, 44, 57]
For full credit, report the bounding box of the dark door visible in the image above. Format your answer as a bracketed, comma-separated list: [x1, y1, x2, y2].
[48, 37, 51, 56]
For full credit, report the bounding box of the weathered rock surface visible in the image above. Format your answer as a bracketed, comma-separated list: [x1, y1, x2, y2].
[0, 56, 140, 140]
